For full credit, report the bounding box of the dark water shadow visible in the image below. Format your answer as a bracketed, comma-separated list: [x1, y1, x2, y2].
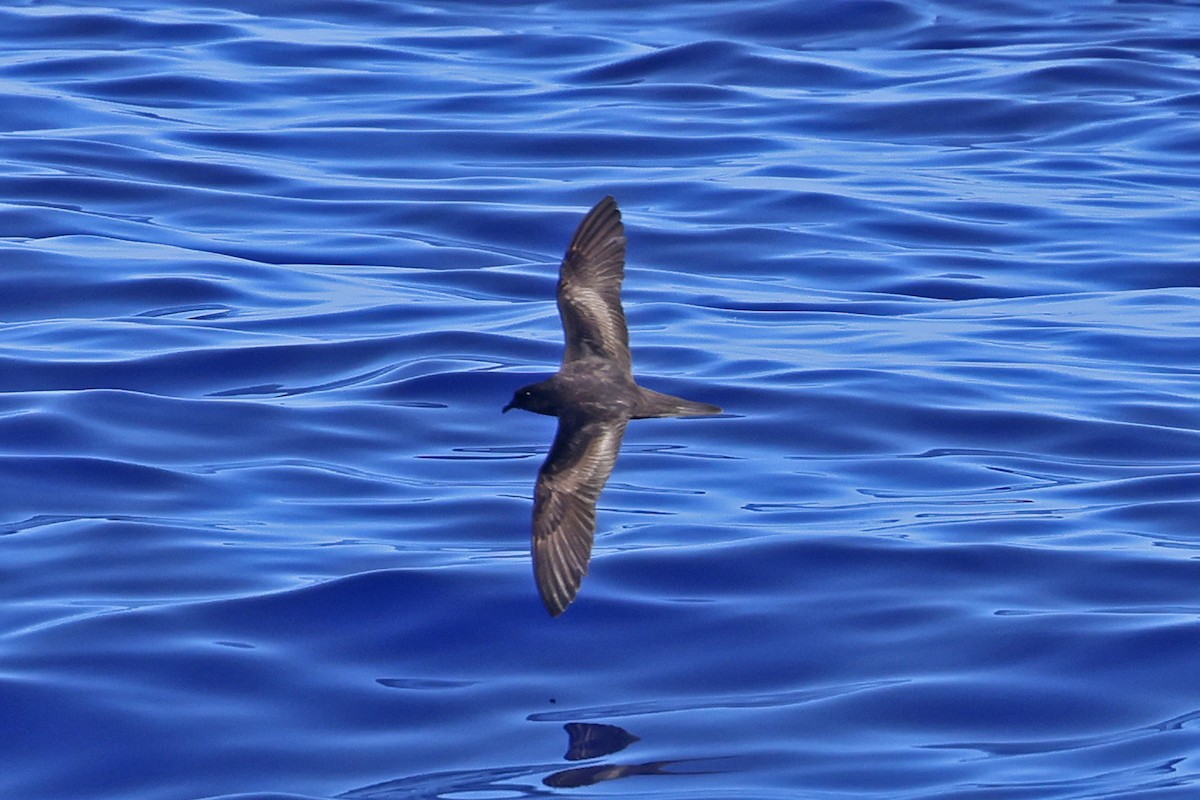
[338, 721, 726, 799]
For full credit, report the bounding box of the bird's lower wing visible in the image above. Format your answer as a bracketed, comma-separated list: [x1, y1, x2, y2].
[532, 415, 629, 616]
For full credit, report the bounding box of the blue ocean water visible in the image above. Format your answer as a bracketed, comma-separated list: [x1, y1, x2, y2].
[2, 0, 1200, 797]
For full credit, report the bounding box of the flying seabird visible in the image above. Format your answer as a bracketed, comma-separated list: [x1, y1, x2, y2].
[503, 196, 721, 616]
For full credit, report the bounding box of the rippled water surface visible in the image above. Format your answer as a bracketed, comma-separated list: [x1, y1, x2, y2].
[3, 1, 1200, 798]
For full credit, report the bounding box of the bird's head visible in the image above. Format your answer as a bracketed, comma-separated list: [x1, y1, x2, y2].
[503, 380, 558, 416]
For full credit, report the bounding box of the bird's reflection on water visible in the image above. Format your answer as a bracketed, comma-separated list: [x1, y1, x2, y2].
[562, 721, 639, 760]
[543, 721, 666, 788]
[338, 720, 722, 799]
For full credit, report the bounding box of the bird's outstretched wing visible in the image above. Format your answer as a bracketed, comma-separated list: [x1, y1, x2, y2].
[532, 413, 628, 616]
[557, 196, 631, 373]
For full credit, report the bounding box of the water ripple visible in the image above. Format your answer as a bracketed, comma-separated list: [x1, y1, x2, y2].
[3, 1, 1200, 799]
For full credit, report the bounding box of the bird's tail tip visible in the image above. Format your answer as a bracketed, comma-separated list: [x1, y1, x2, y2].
[635, 389, 723, 418]
[674, 400, 723, 417]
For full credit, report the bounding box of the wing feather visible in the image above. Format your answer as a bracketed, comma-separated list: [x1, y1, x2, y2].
[557, 196, 631, 373]
[532, 414, 628, 616]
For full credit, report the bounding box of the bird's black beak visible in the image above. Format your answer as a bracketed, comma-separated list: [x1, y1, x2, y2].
[502, 402, 514, 413]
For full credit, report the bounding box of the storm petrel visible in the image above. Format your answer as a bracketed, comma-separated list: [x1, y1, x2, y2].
[503, 196, 721, 616]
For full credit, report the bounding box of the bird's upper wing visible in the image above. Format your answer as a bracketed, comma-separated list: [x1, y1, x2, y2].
[557, 196, 631, 373]
[532, 413, 628, 616]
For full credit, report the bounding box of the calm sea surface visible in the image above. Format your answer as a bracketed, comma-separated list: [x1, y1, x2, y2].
[2, 1, 1200, 798]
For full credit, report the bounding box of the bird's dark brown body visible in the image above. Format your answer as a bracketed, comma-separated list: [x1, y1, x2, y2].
[504, 197, 721, 616]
